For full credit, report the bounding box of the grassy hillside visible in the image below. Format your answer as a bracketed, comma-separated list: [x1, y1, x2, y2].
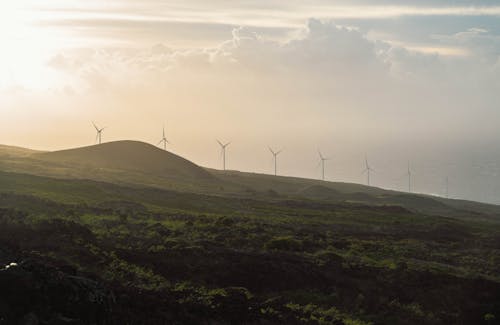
[1, 141, 500, 222]
[0, 140, 499, 323]
[211, 169, 500, 221]
[0, 169, 499, 324]
[1, 141, 500, 221]
[0, 141, 236, 193]
[35, 141, 212, 181]
[209, 169, 386, 196]
[0, 144, 44, 157]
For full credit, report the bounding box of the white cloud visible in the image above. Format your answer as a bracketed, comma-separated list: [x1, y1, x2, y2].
[42, 19, 499, 140]
[432, 27, 500, 62]
[47, 19, 392, 90]
[44, 18, 500, 102]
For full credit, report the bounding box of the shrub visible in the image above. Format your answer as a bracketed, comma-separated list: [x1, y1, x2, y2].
[265, 236, 303, 251]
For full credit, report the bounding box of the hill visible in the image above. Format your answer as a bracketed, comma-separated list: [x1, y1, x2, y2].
[35, 140, 213, 181]
[209, 169, 385, 196]
[1, 141, 500, 220]
[0, 144, 500, 324]
[0, 170, 499, 324]
[210, 169, 500, 220]
[0, 144, 44, 157]
[0, 141, 226, 192]
[298, 184, 343, 200]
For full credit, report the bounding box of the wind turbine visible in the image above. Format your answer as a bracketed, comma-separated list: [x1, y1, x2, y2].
[318, 150, 329, 181]
[92, 122, 105, 145]
[407, 161, 412, 193]
[362, 155, 374, 186]
[217, 140, 230, 171]
[445, 176, 449, 199]
[269, 147, 282, 176]
[158, 125, 169, 150]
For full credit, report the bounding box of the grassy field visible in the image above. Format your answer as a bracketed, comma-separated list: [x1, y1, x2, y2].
[0, 142, 499, 324]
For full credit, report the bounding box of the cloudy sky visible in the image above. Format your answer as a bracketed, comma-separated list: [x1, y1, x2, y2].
[1, 1, 500, 203]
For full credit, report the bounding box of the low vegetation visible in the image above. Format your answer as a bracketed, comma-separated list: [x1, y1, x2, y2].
[0, 142, 499, 324]
[0, 181, 499, 324]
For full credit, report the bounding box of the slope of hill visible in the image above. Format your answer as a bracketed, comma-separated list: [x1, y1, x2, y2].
[0, 144, 44, 157]
[209, 169, 385, 196]
[298, 184, 343, 200]
[1, 142, 500, 220]
[210, 169, 500, 220]
[0, 170, 499, 324]
[35, 140, 213, 181]
[0, 144, 500, 324]
[0, 141, 228, 193]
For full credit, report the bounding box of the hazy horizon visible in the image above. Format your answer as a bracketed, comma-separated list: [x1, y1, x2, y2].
[1, 1, 500, 204]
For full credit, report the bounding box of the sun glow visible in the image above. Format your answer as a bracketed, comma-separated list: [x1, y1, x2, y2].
[0, 2, 65, 91]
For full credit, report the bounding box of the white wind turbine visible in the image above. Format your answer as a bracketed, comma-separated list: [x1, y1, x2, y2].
[269, 147, 282, 176]
[318, 150, 329, 181]
[407, 161, 412, 193]
[445, 176, 449, 199]
[362, 155, 374, 186]
[92, 121, 105, 145]
[158, 125, 169, 150]
[217, 139, 231, 170]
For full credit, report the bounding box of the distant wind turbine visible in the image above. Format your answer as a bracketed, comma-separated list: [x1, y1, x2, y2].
[92, 121, 105, 145]
[269, 147, 282, 176]
[217, 139, 231, 170]
[445, 176, 449, 199]
[158, 125, 169, 150]
[407, 161, 412, 193]
[318, 150, 329, 181]
[362, 155, 374, 186]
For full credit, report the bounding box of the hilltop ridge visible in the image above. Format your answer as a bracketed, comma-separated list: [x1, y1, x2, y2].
[0, 144, 45, 157]
[35, 140, 213, 180]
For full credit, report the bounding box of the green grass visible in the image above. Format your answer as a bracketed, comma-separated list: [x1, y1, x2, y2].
[2, 140, 500, 222]
[0, 143, 499, 324]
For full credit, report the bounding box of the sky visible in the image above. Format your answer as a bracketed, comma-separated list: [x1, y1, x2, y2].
[1, 0, 500, 203]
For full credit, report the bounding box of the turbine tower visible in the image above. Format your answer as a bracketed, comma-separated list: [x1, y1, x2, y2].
[158, 125, 169, 150]
[362, 155, 374, 186]
[318, 150, 329, 181]
[268, 147, 282, 176]
[92, 122, 105, 145]
[445, 176, 449, 199]
[407, 161, 412, 193]
[217, 139, 230, 171]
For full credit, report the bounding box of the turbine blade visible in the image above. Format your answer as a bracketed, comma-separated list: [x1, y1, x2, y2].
[225, 142, 231, 147]
[92, 121, 99, 131]
[217, 139, 223, 147]
[157, 139, 164, 146]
